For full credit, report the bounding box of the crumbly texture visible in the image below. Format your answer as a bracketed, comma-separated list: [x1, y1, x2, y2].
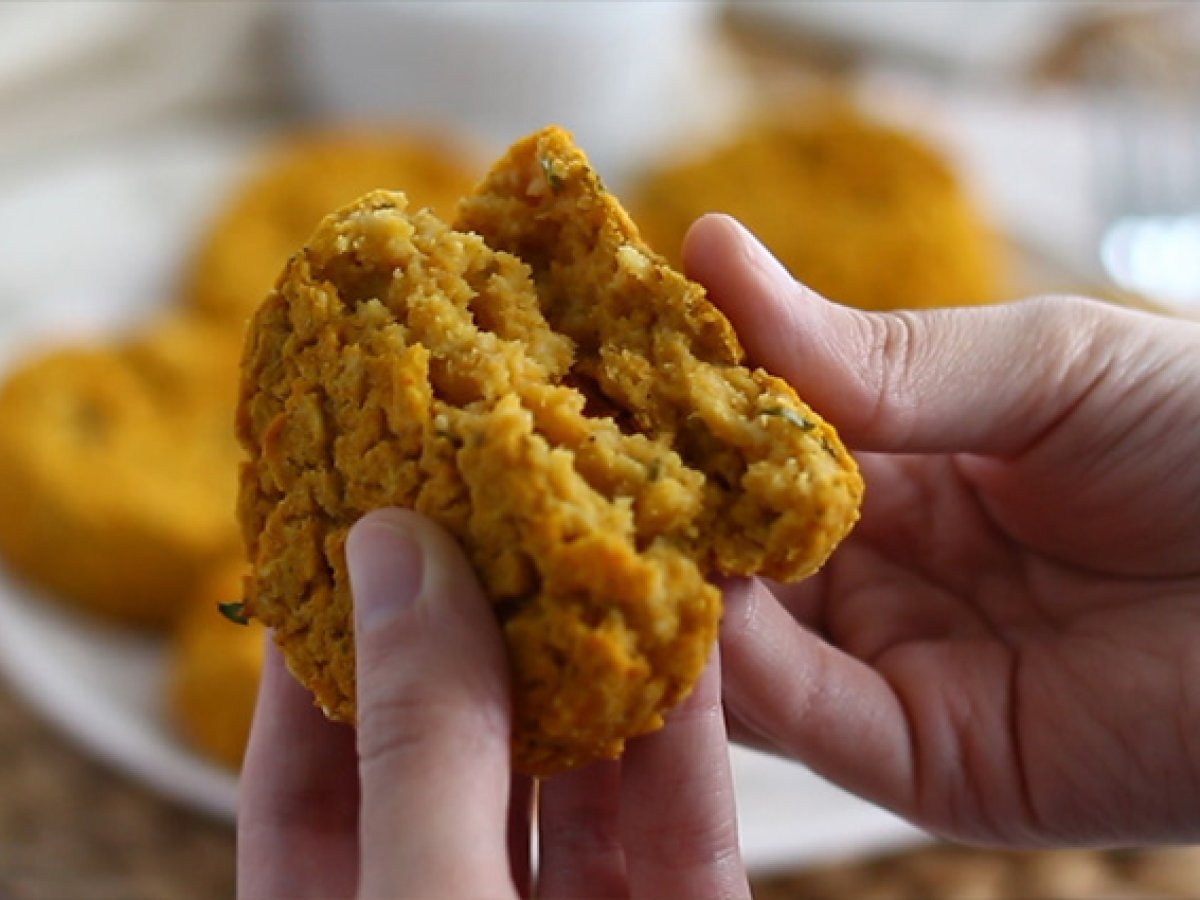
[631, 110, 1002, 311]
[0, 315, 243, 628]
[184, 130, 478, 326]
[169, 560, 263, 770]
[238, 126, 863, 775]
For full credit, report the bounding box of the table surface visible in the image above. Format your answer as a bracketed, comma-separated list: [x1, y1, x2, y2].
[3, 680, 1200, 900]
[0, 682, 234, 900]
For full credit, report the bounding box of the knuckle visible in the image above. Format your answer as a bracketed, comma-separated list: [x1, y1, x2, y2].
[628, 801, 742, 871]
[549, 813, 623, 858]
[864, 309, 923, 444]
[356, 682, 508, 774]
[777, 643, 831, 748]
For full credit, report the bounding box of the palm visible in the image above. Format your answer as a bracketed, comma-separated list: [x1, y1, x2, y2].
[784, 449, 1200, 844]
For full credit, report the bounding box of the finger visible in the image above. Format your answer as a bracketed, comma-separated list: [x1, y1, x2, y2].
[238, 641, 359, 900]
[682, 214, 1112, 457]
[620, 649, 751, 900]
[718, 574, 826, 636]
[537, 760, 628, 898]
[715, 576, 826, 756]
[348, 509, 515, 899]
[719, 576, 917, 817]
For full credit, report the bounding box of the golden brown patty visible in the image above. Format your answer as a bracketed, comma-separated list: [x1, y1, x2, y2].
[169, 560, 263, 769]
[238, 126, 863, 775]
[183, 130, 479, 326]
[0, 315, 242, 627]
[632, 110, 1002, 311]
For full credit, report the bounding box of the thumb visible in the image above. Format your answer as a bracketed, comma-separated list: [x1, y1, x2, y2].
[348, 508, 515, 899]
[683, 214, 1110, 456]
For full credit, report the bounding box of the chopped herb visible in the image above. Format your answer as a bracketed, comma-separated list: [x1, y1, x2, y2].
[760, 407, 815, 431]
[646, 458, 663, 482]
[218, 601, 249, 626]
[540, 157, 564, 193]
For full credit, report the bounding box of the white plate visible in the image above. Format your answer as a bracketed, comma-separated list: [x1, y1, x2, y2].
[0, 130, 928, 873]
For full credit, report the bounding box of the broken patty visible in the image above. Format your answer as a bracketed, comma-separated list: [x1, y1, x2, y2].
[237, 126, 863, 776]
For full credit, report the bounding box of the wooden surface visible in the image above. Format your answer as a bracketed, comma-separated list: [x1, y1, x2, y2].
[4, 679, 1200, 900]
[0, 683, 234, 900]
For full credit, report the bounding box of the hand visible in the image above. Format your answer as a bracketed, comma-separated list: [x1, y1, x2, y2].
[685, 214, 1200, 847]
[237, 508, 749, 899]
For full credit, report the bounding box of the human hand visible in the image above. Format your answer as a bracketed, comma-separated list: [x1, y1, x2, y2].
[237, 508, 749, 899]
[685, 214, 1200, 847]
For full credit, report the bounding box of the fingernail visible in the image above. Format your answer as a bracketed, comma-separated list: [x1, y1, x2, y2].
[726, 216, 793, 284]
[347, 518, 424, 634]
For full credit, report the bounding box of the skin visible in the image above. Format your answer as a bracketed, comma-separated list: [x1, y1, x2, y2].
[684, 214, 1200, 847]
[239, 210, 1200, 894]
[238, 508, 750, 900]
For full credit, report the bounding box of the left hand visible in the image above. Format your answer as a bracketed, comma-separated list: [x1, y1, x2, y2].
[236, 508, 750, 899]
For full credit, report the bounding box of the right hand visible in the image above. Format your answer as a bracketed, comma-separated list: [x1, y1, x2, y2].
[685, 214, 1200, 847]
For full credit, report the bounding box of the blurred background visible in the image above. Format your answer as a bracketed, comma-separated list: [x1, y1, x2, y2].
[1, 2, 1199, 898]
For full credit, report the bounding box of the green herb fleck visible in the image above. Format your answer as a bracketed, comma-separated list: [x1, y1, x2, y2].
[218, 601, 249, 626]
[760, 407, 815, 431]
[646, 458, 663, 482]
[540, 157, 564, 193]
